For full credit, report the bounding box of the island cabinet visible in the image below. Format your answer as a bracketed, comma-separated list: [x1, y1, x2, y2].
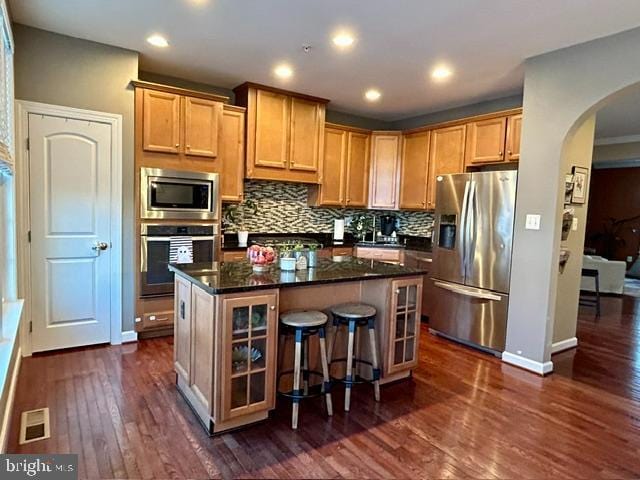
[218, 291, 278, 423]
[308, 123, 371, 207]
[399, 130, 431, 210]
[368, 132, 403, 210]
[233, 82, 329, 184]
[170, 257, 427, 434]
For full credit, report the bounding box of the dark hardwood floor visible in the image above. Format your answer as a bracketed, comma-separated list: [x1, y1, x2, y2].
[8, 296, 640, 479]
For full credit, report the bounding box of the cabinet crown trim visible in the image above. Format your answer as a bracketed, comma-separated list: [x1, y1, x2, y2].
[402, 107, 523, 135]
[132, 80, 230, 103]
[233, 82, 330, 104]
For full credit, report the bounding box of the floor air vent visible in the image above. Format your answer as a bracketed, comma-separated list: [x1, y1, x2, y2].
[19, 407, 50, 444]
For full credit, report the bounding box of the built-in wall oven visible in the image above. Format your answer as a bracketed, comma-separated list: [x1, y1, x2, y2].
[140, 224, 219, 297]
[140, 167, 219, 221]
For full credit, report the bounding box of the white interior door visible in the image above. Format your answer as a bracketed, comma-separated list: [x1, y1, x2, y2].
[29, 113, 112, 352]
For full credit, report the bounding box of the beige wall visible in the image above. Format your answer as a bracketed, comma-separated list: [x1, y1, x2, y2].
[13, 24, 139, 332]
[553, 116, 595, 345]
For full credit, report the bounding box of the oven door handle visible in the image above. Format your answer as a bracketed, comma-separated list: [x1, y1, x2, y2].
[142, 236, 217, 242]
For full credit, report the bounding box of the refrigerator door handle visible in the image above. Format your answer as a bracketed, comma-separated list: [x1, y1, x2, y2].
[433, 280, 502, 301]
[459, 180, 471, 277]
[465, 180, 477, 276]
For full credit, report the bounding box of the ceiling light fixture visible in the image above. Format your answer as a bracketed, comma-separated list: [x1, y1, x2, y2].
[364, 89, 381, 102]
[146, 34, 169, 48]
[274, 64, 294, 79]
[431, 65, 453, 81]
[332, 32, 355, 48]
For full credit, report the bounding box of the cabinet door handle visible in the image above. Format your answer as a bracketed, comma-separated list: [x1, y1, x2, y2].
[180, 301, 185, 320]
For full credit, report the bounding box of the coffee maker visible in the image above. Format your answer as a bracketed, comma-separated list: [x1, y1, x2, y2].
[377, 214, 399, 243]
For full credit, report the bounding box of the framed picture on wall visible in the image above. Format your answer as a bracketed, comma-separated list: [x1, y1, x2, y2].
[571, 166, 589, 204]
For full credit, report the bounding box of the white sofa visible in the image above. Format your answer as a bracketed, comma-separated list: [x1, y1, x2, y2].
[581, 255, 626, 294]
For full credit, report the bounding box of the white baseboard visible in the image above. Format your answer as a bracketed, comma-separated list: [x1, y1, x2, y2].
[502, 351, 554, 375]
[121, 330, 138, 343]
[551, 337, 578, 354]
[0, 347, 21, 453]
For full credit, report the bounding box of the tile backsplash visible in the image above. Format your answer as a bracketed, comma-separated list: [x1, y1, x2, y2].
[223, 180, 434, 237]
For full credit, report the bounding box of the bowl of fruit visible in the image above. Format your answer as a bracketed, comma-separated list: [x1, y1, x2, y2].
[247, 245, 276, 272]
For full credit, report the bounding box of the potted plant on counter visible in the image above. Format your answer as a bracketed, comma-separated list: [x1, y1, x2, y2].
[223, 198, 258, 247]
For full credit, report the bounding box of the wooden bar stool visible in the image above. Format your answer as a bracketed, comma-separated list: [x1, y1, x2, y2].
[327, 303, 380, 411]
[277, 310, 333, 429]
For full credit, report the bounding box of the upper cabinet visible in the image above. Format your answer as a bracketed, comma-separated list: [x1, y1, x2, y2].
[234, 82, 329, 184]
[184, 97, 222, 158]
[134, 81, 228, 173]
[427, 125, 466, 209]
[465, 117, 507, 165]
[464, 113, 522, 167]
[220, 105, 246, 202]
[399, 131, 431, 210]
[369, 132, 402, 210]
[505, 114, 522, 161]
[308, 124, 370, 208]
[143, 89, 181, 154]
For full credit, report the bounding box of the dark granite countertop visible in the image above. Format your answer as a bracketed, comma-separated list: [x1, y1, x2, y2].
[169, 257, 429, 294]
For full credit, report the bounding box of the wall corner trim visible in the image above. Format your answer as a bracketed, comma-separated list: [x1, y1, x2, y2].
[502, 351, 554, 375]
[121, 331, 138, 343]
[551, 337, 578, 354]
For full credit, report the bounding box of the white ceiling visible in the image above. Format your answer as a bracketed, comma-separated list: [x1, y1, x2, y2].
[9, 0, 640, 121]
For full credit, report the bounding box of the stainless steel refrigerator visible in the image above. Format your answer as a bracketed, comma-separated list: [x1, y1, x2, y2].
[430, 170, 517, 354]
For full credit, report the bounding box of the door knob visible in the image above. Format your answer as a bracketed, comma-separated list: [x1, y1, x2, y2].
[92, 241, 109, 253]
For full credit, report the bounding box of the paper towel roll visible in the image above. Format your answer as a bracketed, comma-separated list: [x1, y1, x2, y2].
[333, 219, 345, 241]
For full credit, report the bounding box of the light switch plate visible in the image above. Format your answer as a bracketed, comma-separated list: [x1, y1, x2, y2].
[525, 214, 541, 230]
[572, 217, 579, 231]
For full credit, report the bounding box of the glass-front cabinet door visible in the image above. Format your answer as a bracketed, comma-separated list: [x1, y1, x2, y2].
[219, 291, 278, 421]
[387, 278, 423, 374]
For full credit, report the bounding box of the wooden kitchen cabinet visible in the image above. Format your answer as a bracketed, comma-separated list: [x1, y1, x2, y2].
[308, 124, 371, 208]
[220, 105, 246, 202]
[143, 89, 181, 154]
[427, 125, 466, 209]
[141, 85, 224, 159]
[369, 132, 402, 210]
[190, 285, 215, 415]
[505, 114, 522, 161]
[400, 130, 431, 210]
[234, 82, 329, 184]
[184, 96, 222, 158]
[218, 291, 278, 422]
[346, 131, 371, 207]
[386, 278, 422, 375]
[465, 117, 507, 165]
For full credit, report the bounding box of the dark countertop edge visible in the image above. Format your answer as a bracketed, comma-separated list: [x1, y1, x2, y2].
[169, 265, 429, 296]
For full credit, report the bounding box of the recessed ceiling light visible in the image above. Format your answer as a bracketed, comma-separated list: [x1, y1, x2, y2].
[364, 89, 381, 102]
[274, 64, 294, 79]
[147, 34, 169, 48]
[333, 32, 355, 48]
[431, 65, 453, 81]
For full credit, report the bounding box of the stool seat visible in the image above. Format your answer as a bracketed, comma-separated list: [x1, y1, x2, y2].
[330, 303, 376, 319]
[280, 310, 328, 328]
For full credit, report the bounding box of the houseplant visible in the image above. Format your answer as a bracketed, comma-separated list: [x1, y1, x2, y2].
[223, 198, 258, 247]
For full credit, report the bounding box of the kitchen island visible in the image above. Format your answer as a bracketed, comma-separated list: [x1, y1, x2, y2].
[169, 257, 426, 434]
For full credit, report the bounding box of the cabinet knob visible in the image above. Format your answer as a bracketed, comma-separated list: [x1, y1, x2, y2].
[186, 144, 191, 149]
[508, 150, 512, 155]
[270, 305, 276, 311]
[499, 151, 503, 157]
[175, 143, 180, 148]
[395, 289, 400, 294]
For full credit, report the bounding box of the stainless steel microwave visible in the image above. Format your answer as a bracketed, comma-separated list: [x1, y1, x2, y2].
[140, 167, 219, 220]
